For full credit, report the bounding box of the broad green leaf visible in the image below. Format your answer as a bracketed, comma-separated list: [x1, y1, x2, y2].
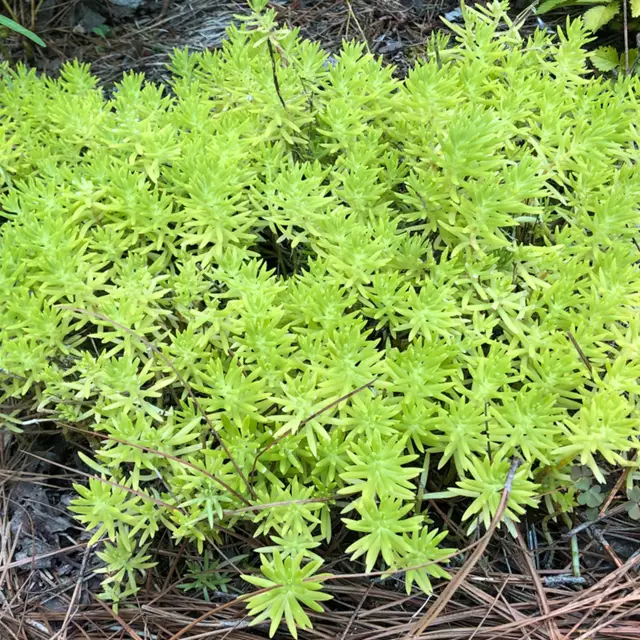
[536, 0, 571, 13]
[632, 0, 640, 18]
[582, 3, 619, 31]
[590, 46, 620, 71]
[0, 15, 46, 47]
[535, 0, 601, 13]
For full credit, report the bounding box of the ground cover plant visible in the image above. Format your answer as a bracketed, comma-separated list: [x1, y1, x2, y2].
[535, 0, 640, 76]
[1, 1, 640, 636]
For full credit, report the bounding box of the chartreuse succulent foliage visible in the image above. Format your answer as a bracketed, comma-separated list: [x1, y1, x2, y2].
[2, 0, 640, 635]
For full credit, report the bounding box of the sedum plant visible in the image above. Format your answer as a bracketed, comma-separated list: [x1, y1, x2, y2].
[2, 0, 640, 635]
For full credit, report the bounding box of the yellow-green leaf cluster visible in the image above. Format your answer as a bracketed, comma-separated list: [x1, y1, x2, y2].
[2, 2, 640, 637]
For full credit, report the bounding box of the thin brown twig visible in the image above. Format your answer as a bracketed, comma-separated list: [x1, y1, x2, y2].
[60, 423, 251, 507]
[566, 330, 592, 377]
[340, 582, 373, 640]
[565, 580, 632, 640]
[622, 0, 630, 73]
[51, 542, 95, 640]
[488, 554, 640, 639]
[515, 528, 560, 640]
[20, 450, 183, 512]
[249, 379, 376, 478]
[345, 0, 371, 54]
[267, 38, 288, 111]
[0, 541, 87, 573]
[573, 602, 640, 640]
[466, 579, 509, 640]
[166, 592, 251, 640]
[599, 451, 637, 518]
[460, 581, 535, 634]
[406, 457, 523, 638]
[565, 503, 628, 538]
[588, 526, 623, 569]
[94, 596, 144, 640]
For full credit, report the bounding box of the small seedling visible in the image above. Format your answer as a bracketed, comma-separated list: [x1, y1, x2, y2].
[179, 551, 231, 601]
[92, 24, 111, 39]
[625, 487, 640, 521]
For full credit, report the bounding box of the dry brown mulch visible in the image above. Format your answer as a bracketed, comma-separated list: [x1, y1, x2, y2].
[2, 0, 244, 83]
[2, 428, 640, 640]
[1, 0, 459, 83]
